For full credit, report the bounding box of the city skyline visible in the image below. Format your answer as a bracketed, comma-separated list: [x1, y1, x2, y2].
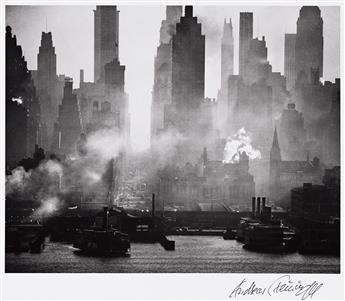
[5, 5, 340, 150]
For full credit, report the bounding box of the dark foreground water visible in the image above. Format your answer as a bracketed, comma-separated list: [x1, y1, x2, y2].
[5, 236, 340, 273]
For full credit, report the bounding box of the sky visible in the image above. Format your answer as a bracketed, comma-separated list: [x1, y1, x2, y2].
[5, 5, 340, 151]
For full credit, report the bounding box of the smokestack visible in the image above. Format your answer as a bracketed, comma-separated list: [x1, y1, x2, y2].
[252, 197, 256, 218]
[203, 147, 208, 165]
[152, 193, 155, 228]
[103, 206, 109, 230]
[185, 5, 193, 17]
[256, 197, 261, 217]
[262, 197, 266, 211]
[80, 69, 84, 84]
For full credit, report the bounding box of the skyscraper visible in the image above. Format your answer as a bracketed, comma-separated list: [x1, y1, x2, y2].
[171, 5, 205, 134]
[284, 33, 296, 91]
[94, 5, 119, 83]
[35, 31, 58, 147]
[221, 18, 234, 90]
[37, 32, 56, 93]
[217, 18, 234, 138]
[151, 6, 182, 143]
[295, 6, 323, 84]
[239, 12, 253, 77]
[55, 79, 82, 155]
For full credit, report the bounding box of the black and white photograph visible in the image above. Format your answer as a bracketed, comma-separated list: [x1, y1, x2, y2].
[1, 0, 343, 299]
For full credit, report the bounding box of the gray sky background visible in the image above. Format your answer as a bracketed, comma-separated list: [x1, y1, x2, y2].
[5, 5, 340, 150]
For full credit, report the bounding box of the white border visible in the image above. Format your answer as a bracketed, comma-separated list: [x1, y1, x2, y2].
[1, 0, 344, 300]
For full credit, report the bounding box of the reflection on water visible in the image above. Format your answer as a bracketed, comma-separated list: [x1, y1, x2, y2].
[5, 236, 340, 273]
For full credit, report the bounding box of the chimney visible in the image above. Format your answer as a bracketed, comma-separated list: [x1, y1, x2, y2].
[252, 197, 256, 218]
[262, 197, 266, 211]
[80, 69, 84, 84]
[103, 206, 109, 230]
[152, 193, 155, 228]
[203, 147, 208, 165]
[185, 5, 193, 17]
[256, 197, 261, 216]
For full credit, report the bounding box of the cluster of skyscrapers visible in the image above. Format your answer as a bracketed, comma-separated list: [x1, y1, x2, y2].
[151, 5, 339, 209]
[6, 5, 340, 213]
[6, 5, 129, 170]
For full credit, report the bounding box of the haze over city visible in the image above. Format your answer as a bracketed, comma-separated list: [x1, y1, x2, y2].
[6, 5, 340, 150]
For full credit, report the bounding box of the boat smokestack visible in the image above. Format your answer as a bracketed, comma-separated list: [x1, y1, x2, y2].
[103, 206, 109, 230]
[252, 197, 256, 218]
[256, 197, 261, 217]
[262, 197, 266, 211]
[152, 193, 155, 228]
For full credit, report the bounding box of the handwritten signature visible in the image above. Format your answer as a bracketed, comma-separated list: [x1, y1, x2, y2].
[229, 275, 323, 300]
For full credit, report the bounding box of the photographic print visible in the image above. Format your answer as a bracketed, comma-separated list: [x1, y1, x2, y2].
[2, 1, 343, 299]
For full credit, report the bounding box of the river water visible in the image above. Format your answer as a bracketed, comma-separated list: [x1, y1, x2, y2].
[5, 236, 340, 273]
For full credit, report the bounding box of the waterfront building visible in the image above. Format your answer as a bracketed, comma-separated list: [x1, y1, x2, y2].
[269, 127, 323, 204]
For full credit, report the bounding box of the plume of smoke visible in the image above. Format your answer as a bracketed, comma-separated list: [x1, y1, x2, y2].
[150, 128, 187, 168]
[223, 128, 262, 163]
[6, 159, 64, 219]
[85, 128, 125, 161]
[6, 127, 126, 217]
[31, 196, 61, 219]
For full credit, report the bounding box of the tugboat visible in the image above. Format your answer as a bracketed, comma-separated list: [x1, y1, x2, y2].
[241, 197, 297, 253]
[73, 206, 130, 256]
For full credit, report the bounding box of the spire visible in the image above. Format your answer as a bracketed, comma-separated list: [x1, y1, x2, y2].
[272, 126, 279, 148]
[306, 151, 310, 162]
[270, 127, 281, 161]
[229, 18, 233, 29]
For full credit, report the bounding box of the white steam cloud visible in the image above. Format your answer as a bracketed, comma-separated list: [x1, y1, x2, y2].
[223, 128, 261, 163]
[6, 127, 127, 218]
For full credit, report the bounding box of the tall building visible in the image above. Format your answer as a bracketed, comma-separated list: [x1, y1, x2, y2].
[245, 36, 271, 84]
[151, 6, 182, 143]
[159, 6, 182, 44]
[221, 18, 234, 90]
[295, 6, 323, 84]
[37, 32, 57, 93]
[278, 103, 306, 160]
[284, 33, 296, 91]
[239, 12, 253, 77]
[322, 78, 340, 166]
[33, 31, 59, 148]
[53, 79, 82, 155]
[6, 26, 42, 169]
[78, 6, 129, 147]
[94, 5, 119, 83]
[171, 5, 205, 134]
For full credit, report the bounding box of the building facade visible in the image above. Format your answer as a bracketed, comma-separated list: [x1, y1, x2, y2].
[295, 6, 323, 84]
[94, 5, 119, 83]
[284, 33, 296, 91]
[151, 6, 182, 143]
[158, 149, 255, 210]
[170, 5, 205, 135]
[239, 12, 253, 77]
[269, 127, 323, 204]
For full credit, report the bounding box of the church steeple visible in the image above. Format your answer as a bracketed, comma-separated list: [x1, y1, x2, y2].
[270, 127, 281, 161]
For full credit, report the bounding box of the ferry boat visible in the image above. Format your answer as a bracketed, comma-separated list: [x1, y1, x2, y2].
[239, 197, 297, 253]
[73, 207, 130, 256]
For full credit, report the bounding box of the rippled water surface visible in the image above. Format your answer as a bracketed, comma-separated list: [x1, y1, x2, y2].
[5, 236, 340, 273]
